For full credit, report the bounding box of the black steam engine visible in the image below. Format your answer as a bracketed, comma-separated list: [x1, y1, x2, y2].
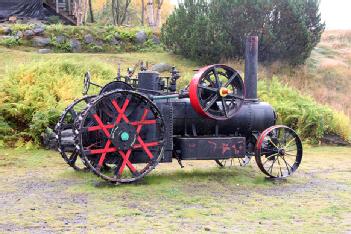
[56, 37, 302, 184]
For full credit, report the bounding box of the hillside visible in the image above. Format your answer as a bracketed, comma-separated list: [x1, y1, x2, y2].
[280, 30, 351, 118]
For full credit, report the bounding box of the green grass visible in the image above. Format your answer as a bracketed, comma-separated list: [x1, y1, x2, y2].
[0, 146, 350, 232]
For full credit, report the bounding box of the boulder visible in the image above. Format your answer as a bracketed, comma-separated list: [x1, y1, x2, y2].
[152, 35, 161, 44]
[56, 35, 66, 44]
[110, 38, 120, 45]
[32, 37, 50, 47]
[33, 25, 45, 35]
[151, 63, 173, 73]
[16, 31, 23, 38]
[23, 30, 35, 38]
[135, 30, 147, 44]
[84, 34, 94, 44]
[70, 39, 81, 52]
[42, 128, 57, 150]
[95, 40, 104, 47]
[0, 27, 11, 35]
[8, 16, 17, 24]
[38, 49, 52, 54]
[114, 32, 121, 40]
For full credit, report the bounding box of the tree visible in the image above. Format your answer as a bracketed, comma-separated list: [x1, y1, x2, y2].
[88, 0, 95, 23]
[111, 0, 132, 25]
[73, 0, 89, 25]
[161, 0, 325, 65]
[155, 0, 164, 27]
[146, 0, 155, 27]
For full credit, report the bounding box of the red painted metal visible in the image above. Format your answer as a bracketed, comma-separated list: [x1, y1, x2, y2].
[87, 98, 158, 175]
[189, 65, 212, 118]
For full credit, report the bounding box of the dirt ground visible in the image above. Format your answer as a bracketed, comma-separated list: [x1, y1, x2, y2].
[0, 146, 350, 233]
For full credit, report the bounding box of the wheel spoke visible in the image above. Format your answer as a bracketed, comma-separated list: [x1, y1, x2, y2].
[221, 98, 229, 118]
[212, 67, 220, 88]
[224, 73, 237, 87]
[203, 94, 219, 112]
[198, 84, 218, 92]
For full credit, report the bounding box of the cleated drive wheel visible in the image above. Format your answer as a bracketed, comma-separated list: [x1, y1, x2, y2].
[255, 125, 303, 178]
[99, 81, 133, 95]
[76, 90, 165, 184]
[55, 95, 95, 171]
[189, 64, 245, 120]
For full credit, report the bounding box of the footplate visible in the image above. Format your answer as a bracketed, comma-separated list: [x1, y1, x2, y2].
[175, 137, 246, 160]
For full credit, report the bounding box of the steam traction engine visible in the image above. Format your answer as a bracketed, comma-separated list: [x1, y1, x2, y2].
[55, 37, 303, 184]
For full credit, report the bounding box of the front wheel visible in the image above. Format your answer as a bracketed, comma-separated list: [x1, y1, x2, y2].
[255, 125, 303, 178]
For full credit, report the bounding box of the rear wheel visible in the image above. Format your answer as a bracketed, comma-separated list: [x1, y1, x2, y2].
[76, 90, 165, 184]
[55, 96, 95, 171]
[255, 125, 303, 178]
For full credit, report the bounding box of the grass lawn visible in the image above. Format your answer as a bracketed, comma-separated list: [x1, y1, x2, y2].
[0, 146, 350, 233]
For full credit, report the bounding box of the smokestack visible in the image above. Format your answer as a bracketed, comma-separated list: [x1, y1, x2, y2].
[244, 36, 258, 101]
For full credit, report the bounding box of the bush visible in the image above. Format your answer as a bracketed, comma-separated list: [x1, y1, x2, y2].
[258, 78, 351, 143]
[0, 59, 116, 145]
[161, 0, 325, 65]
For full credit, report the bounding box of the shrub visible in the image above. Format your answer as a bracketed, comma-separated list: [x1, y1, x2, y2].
[161, 0, 325, 65]
[0, 37, 22, 47]
[258, 78, 351, 143]
[0, 59, 116, 145]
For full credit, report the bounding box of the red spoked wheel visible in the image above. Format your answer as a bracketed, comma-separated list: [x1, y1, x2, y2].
[189, 64, 245, 120]
[76, 90, 165, 184]
[255, 125, 303, 178]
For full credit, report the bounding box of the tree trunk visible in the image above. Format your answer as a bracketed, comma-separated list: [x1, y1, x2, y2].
[88, 0, 94, 23]
[111, 0, 131, 25]
[146, 0, 154, 27]
[73, 0, 88, 25]
[141, 0, 145, 26]
[155, 0, 163, 28]
[11, 0, 44, 18]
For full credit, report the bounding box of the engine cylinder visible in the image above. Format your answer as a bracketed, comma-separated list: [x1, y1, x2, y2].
[167, 99, 276, 137]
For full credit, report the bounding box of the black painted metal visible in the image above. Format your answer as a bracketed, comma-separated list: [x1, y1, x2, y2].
[175, 137, 246, 160]
[244, 36, 258, 100]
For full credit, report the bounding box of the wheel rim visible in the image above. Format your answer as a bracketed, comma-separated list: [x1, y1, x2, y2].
[255, 125, 303, 178]
[189, 64, 245, 120]
[55, 96, 95, 171]
[77, 90, 165, 183]
[99, 81, 133, 95]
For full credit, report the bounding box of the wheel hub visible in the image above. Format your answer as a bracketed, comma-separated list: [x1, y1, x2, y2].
[110, 122, 137, 151]
[278, 148, 286, 156]
[219, 87, 230, 97]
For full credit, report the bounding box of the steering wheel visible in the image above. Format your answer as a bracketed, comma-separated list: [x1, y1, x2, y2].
[83, 71, 91, 95]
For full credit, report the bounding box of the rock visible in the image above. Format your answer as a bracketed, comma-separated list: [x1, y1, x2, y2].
[84, 34, 94, 44]
[135, 30, 147, 44]
[42, 128, 57, 150]
[152, 35, 160, 44]
[95, 40, 104, 47]
[110, 38, 120, 45]
[0, 26, 11, 35]
[70, 39, 81, 52]
[33, 25, 45, 35]
[16, 31, 23, 38]
[23, 30, 35, 38]
[8, 16, 17, 24]
[56, 35, 66, 44]
[32, 37, 51, 47]
[321, 134, 350, 146]
[114, 32, 121, 40]
[38, 49, 52, 54]
[151, 63, 173, 73]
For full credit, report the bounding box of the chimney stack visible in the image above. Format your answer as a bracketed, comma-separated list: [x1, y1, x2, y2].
[244, 36, 258, 101]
